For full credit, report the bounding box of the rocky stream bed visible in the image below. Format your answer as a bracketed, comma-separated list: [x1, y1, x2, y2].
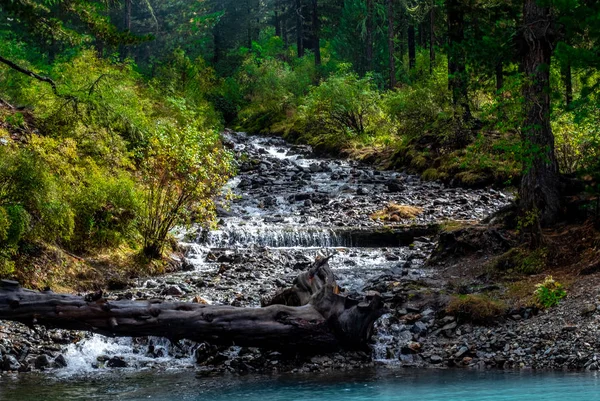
[2, 131, 598, 377]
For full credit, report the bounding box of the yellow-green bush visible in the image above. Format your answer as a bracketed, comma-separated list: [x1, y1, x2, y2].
[0, 48, 232, 272]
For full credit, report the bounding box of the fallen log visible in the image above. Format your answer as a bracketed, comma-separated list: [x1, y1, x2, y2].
[0, 258, 384, 352]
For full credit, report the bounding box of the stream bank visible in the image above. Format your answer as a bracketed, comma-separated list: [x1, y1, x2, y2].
[1, 132, 598, 376]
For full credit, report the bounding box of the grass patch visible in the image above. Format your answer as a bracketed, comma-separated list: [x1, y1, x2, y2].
[439, 220, 471, 232]
[11, 242, 175, 292]
[446, 294, 507, 324]
[370, 203, 424, 222]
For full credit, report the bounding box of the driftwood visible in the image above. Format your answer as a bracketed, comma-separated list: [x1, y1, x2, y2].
[0, 257, 384, 352]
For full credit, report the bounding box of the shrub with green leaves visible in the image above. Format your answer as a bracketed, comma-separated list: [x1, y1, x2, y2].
[139, 122, 232, 259]
[382, 58, 453, 141]
[236, 46, 316, 134]
[298, 68, 382, 138]
[0, 46, 233, 274]
[534, 276, 566, 308]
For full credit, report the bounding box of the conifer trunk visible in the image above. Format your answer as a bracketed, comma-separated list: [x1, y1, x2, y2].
[562, 61, 573, 107]
[312, 0, 321, 66]
[296, 0, 305, 58]
[519, 0, 560, 226]
[408, 24, 416, 70]
[496, 62, 503, 92]
[366, 0, 374, 72]
[447, 0, 471, 121]
[429, 6, 435, 73]
[387, 0, 396, 88]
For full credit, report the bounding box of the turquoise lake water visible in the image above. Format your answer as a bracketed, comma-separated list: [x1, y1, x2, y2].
[2, 368, 600, 401]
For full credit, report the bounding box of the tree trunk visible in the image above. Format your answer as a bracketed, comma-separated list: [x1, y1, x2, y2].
[429, 5, 435, 74]
[447, 0, 471, 121]
[408, 24, 416, 70]
[496, 61, 503, 92]
[387, 0, 396, 88]
[562, 60, 573, 108]
[0, 258, 384, 352]
[519, 0, 560, 227]
[312, 0, 321, 66]
[124, 0, 131, 31]
[275, 0, 282, 38]
[366, 0, 374, 72]
[247, 0, 253, 48]
[121, 0, 132, 59]
[296, 0, 304, 58]
[418, 21, 425, 48]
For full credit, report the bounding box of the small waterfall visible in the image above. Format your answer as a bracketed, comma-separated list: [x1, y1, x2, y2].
[60, 334, 195, 375]
[199, 226, 351, 248]
[371, 314, 412, 363]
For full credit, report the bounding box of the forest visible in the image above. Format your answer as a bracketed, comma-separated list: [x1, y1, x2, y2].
[0, 0, 599, 289]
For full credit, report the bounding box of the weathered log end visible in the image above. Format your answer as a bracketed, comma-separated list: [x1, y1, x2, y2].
[1, 279, 21, 289]
[266, 257, 386, 349]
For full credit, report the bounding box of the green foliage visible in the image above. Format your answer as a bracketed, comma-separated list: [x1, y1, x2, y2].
[0, 42, 232, 271]
[553, 109, 600, 175]
[69, 171, 140, 252]
[298, 68, 383, 139]
[494, 247, 547, 275]
[139, 121, 232, 258]
[534, 276, 567, 308]
[382, 58, 453, 140]
[236, 47, 317, 134]
[0, 144, 71, 245]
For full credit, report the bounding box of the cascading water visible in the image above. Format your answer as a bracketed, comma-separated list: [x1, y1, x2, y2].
[58, 131, 510, 373]
[200, 225, 349, 248]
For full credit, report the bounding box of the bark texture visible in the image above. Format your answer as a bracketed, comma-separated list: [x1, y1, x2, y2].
[429, 6, 435, 74]
[296, 0, 304, 58]
[312, 0, 321, 66]
[408, 24, 416, 70]
[366, 0, 374, 71]
[387, 0, 396, 88]
[447, 0, 471, 121]
[519, 0, 561, 226]
[0, 258, 384, 352]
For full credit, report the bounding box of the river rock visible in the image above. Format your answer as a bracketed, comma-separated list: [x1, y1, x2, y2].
[106, 356, 128, 368]
[410, 321, 428, 335]
[2, 354, 20, 371]
[54, 354, 68, 368]
[34, 354, 51, 369]
[164, 285, 184, 296]
[430, 355, 443, 364]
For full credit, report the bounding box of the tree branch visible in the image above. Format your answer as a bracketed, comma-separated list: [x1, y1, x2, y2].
[0, 55, 59, 97]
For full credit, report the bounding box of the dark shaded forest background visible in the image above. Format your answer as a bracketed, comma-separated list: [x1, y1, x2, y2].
[0, 0, 599, 288]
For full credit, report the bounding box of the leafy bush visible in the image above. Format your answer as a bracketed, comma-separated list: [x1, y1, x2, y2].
[382, 60, 453, 141]
[0, 144, 73, 245]
[552, 109, 600, 175]
[236, 50, 316, 134]
[0, 47, 233, 276]
[446, 294, 506, 323]
[534, 276, 566, 308]
[139, 123, 232, 258]
[69, 172, 141, 252]
[299, 68, 382, 138]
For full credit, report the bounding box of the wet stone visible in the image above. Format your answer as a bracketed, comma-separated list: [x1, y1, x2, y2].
[2, 354, 20, 371]
[54, 354, 68, 368]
